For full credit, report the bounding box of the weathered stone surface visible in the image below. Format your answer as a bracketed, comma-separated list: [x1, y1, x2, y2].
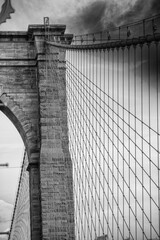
[0, 25, 74, 240]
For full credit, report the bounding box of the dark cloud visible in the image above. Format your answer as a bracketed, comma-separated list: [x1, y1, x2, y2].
[117, 0, 160, 25]
[117, 0, 148, 24]
[149, 0, 160, 16]
[63, 0, 160, 34]
[74, 0, 120, 33]
[76, 0, 108, 33]
[62, 0, 120, 34]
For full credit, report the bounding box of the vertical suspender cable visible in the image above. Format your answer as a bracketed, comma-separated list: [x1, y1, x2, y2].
[112, 47, 115, 240]
[85, 48, 88, 239]
[156, 41, 160, 240]
[103, 48, 106, 236]
[99, 49, 102, 237]
[107, 48, 110, 239]
[128, 45, 131, 240]
[88, 49, 92, 240]
[122, 46, 125, 239]
[81, 48, 85, 240]
[95, 48, 98, 239]
[133, 44, 137, 240]
[75, 48, 79, 240]
[140, 43, 144, 240]
[92, 48, 95, 239]
[148, 42, 152, 240]
[82, 48, 85, 240]
[117, 46, 120, 240]
[79, 49, 82, 240]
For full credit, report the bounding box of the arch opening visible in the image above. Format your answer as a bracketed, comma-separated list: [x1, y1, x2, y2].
[0, 110, 25, 237]
[0, 95, 41, 239]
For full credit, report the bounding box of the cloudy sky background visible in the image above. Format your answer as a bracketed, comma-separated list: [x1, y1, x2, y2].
[0, 0, 159, 33]
[0, 0, 159, 237]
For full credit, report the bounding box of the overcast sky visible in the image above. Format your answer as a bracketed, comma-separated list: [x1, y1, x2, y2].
[0, 0, 159, 237]
[0, 0, 159, 33]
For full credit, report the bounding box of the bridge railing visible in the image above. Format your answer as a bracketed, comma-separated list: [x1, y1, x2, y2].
[72, 14, 160, 45]
[46, 14, 160, 46]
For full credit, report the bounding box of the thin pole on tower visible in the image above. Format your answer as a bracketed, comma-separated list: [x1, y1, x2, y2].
[0, 163, 8, 167]
[0, 232, 10, 235]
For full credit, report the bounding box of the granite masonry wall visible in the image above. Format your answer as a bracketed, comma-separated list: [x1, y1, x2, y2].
[0, 25, 75, 240]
